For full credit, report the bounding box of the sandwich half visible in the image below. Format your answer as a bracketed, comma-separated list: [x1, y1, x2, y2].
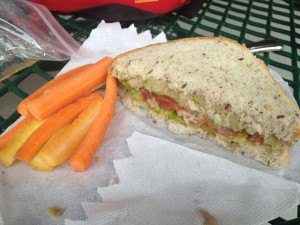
[109, 37, 300, 168]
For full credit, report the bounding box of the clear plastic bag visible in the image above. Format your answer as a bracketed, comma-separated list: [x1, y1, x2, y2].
[0, 0, 81, 81]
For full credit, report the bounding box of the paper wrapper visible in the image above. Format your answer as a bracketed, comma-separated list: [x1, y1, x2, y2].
[0, 22, 299, 225]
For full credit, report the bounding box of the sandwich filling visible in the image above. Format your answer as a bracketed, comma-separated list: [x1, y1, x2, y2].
[119, 79, 290, 154]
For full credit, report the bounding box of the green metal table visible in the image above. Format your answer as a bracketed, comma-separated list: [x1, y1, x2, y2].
[0, 0, 299, 224]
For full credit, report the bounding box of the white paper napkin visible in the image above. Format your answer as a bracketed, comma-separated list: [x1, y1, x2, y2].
[69, 132, 300, 225]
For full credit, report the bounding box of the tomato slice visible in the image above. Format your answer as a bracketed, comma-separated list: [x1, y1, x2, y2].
[140, 90, 259, 141]
[141, 90, 154, 102]
[216, 126, 244, 136]
[250, 133, 264, 144]
[141, 90, 186, 111]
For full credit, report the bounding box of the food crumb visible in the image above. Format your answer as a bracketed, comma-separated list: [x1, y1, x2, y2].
[200, 210, 219, 225]
[48, 207, 65, 217]
[95, 157, 101, 162]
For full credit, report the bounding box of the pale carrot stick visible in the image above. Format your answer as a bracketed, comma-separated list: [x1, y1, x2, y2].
[15, 92, 102, 162]
[27, 57, 112, 120]
[18, 64, 92, 117]
[30, 125, 70, 172]
[0, 115, 33, 150]
[30, 150, 54, 172]
[40, 95, 104, 167]
[69, 76, 117, 172]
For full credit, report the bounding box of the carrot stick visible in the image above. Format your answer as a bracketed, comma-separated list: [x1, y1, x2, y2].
[27, 57, 112, 120]
[18, 64, 92, 117]
[0, 115, 34, 150]
[15, 92, 102, 162]
[0, 119, 44, 167]
[30, 150, 54, 172]
[40, 96, 104, 167]
[69, 75, 117, 172]
[30, 125, 70, 172]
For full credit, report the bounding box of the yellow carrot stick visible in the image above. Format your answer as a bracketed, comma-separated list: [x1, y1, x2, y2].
[29, 125, 69, 172]
[30, 150, 54, 172]
[40, 95, 104, 167]
[0, 119, 44, 167]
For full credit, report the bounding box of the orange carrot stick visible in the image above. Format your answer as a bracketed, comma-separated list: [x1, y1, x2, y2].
[15, 92, 102, 162]
[0, 115, 33, 150]
[27, 57, 112, 120]
[18, 64, 92, 117]
[69, 76, 117, 172]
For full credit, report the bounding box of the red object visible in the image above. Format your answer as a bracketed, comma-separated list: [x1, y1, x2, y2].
[141, 90, 186, 111]
[30, 0, 189, 14]
[194, 117, 210, 126]
[217, 126, 245, 137]
[250, 133, 264, 144]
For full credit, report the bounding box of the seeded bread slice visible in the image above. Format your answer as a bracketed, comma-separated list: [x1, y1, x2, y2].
[109, 37, 300, 168]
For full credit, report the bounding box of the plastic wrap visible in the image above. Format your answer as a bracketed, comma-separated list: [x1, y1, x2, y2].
[0, 0, 80, 81]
